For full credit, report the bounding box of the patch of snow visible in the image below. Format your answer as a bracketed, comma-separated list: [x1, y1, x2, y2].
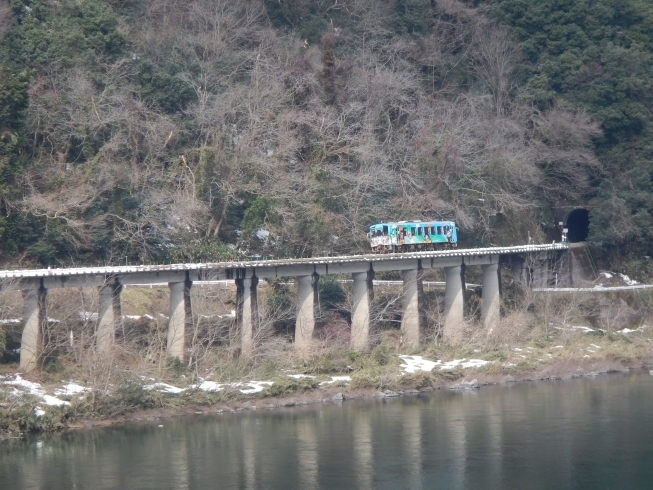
[400, 355, 491, 373]
[620, 273, 639, 285]
[553, 325, 595, 333]
[553, 345, 564, 349]
[600, 272, 613, 279]
[34, 407, 45, 417]
[2, 375, 68, 406]
[620, 325, 648, 334]
[513, 348, 523, 352]
[256, 229, 270, 241]
[192, 381, 224, 392]
[440, 358, 491, 370]
[54, 383, 90, 396]
[143, 382, 185, 394]
[78, 311, 98, 322]
[503, 362, 516, 367]
[4, 374, 43, 395]
[217, 310, 236, 319]
[287, 374, 315, 379]
[590, 344, 601, 349]
[399, 355, 438, 373]
[239, 381, 274, 394]
[0, 318, 21, 324]
[320, 376, 352, 385]
[42, 395, 70, 406]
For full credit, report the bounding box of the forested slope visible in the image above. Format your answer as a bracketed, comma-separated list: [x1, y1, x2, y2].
[485, 0, 653, 273]
[0, 0, 649, 275]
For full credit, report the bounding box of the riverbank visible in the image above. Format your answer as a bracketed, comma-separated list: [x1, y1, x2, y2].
[2, 323, 652, 440]
[2, 274, 652, 439]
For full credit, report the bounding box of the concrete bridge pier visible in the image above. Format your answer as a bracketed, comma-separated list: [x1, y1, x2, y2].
[351, 269, 374, 350]
[167, 275, 193, 361]
[295, 272, 319, 354]
[443, 265, 465, 342]
[481, 263, 500, 334]
[20, 282, 47, 372]
[510, 256, 527, 286]
[532, 252, 549, 288]
[401, 266, 424, 348]
[236, 273, 259, 357]
[97, 279, 123, 353]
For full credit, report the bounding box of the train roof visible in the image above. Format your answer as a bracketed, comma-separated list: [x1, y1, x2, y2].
[370, 220, 456, 227]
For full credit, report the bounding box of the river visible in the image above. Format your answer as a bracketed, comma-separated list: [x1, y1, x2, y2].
[2, 372, 653, 489]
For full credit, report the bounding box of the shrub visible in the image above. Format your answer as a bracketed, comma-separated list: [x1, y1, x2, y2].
[264, 376, 319, 397]
[349, 371, 380, 390]
[397, 371, 433, 389]
[432, 367, 464, 382]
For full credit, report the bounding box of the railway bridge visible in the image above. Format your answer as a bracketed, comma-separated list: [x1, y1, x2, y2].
[0, 243, 568, 372]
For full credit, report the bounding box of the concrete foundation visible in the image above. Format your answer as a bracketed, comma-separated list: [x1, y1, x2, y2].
[481, 263, 500, 334]
[167, 278, 192, 360]
[533, 263, 548, 287]
[236, 275, 259, 357]
[532, 252, 549, 288]
[401, 267, 424, 348]
[295, 273, 319, 353]
[351, 269, 374, 350]
[511, 256, 527, 286]
[443, 265, 465, 342]
[97, 279, 122, 352]
[20, 284, 47, 372]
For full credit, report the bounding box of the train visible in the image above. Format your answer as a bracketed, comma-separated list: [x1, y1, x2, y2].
[368, 220, 458, 253]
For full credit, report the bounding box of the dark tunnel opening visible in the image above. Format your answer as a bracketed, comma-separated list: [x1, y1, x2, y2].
[566, 209, 590, 243]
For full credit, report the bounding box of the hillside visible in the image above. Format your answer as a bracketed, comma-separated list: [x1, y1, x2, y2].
[0, 0, 650, 277]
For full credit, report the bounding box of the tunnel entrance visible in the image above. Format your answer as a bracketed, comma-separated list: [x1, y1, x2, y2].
[566, 209, 590, 242]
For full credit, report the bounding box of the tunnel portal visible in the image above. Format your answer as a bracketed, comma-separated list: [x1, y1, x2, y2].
[566, 209, 590, 243]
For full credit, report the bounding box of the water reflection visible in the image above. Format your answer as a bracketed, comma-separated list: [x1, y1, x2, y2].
[401, 402, 422, 489]
[2, 373, 653, 490]
[353, 411, 373, 490]
[296, 416, 318, 488]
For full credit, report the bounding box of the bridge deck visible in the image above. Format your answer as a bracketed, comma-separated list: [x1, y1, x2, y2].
[0, 243, 567, 280]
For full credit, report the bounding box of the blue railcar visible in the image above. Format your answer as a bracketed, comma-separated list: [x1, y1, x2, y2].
[368, 220, 457, 252]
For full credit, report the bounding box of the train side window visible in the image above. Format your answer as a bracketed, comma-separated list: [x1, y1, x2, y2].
[437, 226, 443, 234]
[417, 227, 423, 236]
[383, 225, 389, 236]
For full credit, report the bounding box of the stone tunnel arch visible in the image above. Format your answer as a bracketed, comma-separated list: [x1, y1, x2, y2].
[565, 209, 590, 243]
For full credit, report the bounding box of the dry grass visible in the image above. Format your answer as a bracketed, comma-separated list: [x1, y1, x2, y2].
[1, 280, 652, 438]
